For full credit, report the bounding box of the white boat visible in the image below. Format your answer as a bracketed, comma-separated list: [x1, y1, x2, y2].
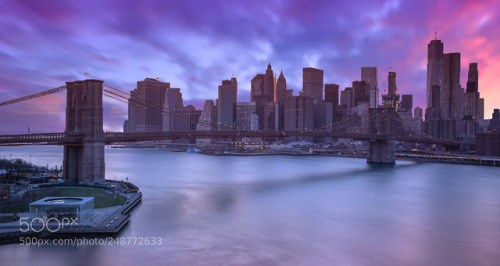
[186, 147, 202, 153]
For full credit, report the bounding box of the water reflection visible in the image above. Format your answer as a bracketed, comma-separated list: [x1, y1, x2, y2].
[0, 146, 499, 265]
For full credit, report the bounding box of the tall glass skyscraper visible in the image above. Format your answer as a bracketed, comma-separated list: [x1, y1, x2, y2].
[426, 39, 444, 109]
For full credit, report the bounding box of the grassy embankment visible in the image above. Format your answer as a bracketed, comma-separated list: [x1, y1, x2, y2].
[0, 187, 127, 213]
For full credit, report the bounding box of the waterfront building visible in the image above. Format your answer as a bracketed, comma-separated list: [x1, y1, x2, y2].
[30, 197, 94, 224]
[476, 132, 500, 156]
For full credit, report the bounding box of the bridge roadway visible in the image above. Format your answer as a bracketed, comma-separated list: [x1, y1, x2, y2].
[0, 130, 460, 146]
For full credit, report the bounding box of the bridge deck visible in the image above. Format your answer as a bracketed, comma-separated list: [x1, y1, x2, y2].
[0, 131, 462, 146]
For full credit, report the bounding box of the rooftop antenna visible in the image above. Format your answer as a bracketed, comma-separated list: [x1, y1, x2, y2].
[435, 26, 438, 40]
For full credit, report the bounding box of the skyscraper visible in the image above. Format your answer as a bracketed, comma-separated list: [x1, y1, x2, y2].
[197, 100, 217, 131]
[465, 63, 480, 119]
[251, 74, 264, 102]
[217, 77, 237, 130]
[236, 102, 258, 131]
[163, 88, 184, 131]
[275, 71, 288, 105]
[441, 53, 462, 121]
[275, 71, 289, 130]
[325, 84, 339, 105]
[361, 67, 379, 108]
[263, 102, 279, 130]
[401, 95, 413, 112]
[340, 87, 353, 115]
[399, 94, 414, 133]
[352, 80, 370, 107]
[325, 84, 341, 123]
[479, 98, 485, 120]
[427, 39, 444, 109]
[467, 62, 478, 92]
[284, 95, 314, 140]
[127, 78, 170, 132]
[196, 100, 217, 145]
[253, 64, 278, 130]
[264, 63, 275, 102]
[381, 72, 400, 109]
[303, 67, 324, 102]
[413, 107, 423, 134]
[463, 62, 480, 138]
[175, 105, 201, 131]
[488, 109, 500, 132]
[313, 102, 333, 131]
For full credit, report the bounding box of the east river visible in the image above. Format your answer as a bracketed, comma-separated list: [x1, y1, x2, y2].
[0, 146, 499, 265]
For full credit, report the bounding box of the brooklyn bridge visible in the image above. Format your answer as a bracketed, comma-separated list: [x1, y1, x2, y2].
[0, 79, 462, 183]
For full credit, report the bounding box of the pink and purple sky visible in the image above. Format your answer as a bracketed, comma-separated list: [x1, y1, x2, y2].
[0, 0, 499, 133]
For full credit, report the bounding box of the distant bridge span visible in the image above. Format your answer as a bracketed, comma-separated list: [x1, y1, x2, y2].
[0, 131, 460, 146]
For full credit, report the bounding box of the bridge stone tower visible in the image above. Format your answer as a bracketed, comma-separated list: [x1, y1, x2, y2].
[367, 107, 396, 164]
[63, 79, 105, 183]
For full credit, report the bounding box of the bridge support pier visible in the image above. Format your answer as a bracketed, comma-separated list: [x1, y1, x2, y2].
[63, 80, 105, 183]
[367, 107, 396, 164]
[367, 139, 395, 164]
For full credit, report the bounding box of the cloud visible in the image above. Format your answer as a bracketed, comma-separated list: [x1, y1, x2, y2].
[0, 0, 499, 133]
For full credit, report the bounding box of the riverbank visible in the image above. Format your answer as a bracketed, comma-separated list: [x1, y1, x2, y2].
[0, 186, 142, 245]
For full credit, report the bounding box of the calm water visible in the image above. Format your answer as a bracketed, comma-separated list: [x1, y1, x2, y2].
[0, 146, 499, 265]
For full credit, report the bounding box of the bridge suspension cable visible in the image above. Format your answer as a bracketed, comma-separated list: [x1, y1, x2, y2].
[0, 86, 67, 107]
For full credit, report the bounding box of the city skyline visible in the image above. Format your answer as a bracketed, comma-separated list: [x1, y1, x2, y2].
[0, 0, 499, 133]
